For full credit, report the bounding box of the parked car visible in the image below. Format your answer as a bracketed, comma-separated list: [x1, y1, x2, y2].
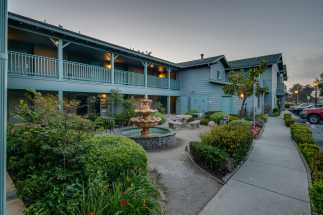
[289, 103, 314, 115]
[300, 107, 323, 124]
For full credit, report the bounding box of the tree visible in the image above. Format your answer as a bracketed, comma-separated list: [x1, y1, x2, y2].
[288, 83, 314, 103]
[319, 73, 323, 96]
[223, 62, 268, 116]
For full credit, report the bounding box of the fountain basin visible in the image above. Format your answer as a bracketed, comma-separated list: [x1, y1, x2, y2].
[119, 127, 176, 150]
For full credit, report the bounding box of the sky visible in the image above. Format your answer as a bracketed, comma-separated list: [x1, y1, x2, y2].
[8, 0, 323, 88]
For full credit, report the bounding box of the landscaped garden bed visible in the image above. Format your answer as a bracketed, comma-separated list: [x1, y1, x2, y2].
[188, 119, 255, 180]
[7, 92, 163, 215]
[283, 119, 323, 215]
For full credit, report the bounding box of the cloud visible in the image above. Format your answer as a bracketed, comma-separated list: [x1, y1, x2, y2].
[287, 53, 323, 86]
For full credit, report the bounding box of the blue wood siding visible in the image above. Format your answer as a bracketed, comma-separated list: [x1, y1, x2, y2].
[177, 62, 227, 113]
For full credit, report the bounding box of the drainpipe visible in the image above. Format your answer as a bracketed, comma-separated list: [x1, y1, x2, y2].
[168, 67, 171, 89]
[143, 62, 148, 88]
[0, 0, 7, 214]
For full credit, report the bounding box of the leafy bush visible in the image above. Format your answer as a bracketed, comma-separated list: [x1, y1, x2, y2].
[309, 181, 323, 214]
[256, 114, 268, 123]
[94, 117, 115, 131]
[8, 92, 161, 214]
[152, 112, 166, 125]
[201, 124, 253, 164]
[272, 107, 280, 117]
[228, 115, 240, 123]
[283, 113, 295, 127]
[76, 176, 161, 215]
[82, 136, 147, 182]
[190, 141, 229, 175]
[200, 118, 209, 125]
[299, 144, 320, 170]
[209, 112, 226, 124]
[228, 119, 252, 129]
[291, 123, 315, 144]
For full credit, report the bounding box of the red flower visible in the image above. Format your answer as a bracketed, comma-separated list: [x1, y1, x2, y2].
[87, 212, 95, 215]
[120, 199, 129, 206]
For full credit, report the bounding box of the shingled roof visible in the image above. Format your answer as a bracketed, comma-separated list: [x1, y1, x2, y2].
[177, 55, 228, 68]
[229, 53, 282, 69]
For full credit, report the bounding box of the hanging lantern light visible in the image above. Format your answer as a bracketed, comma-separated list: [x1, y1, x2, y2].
[158, 72, 166, 79]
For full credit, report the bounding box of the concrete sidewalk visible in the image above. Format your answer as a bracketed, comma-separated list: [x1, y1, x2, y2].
[200, 117, 310, 215]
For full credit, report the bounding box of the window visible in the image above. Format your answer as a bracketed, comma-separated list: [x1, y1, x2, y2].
[257, 96, 260, 108]
[217, 71, 221, 80]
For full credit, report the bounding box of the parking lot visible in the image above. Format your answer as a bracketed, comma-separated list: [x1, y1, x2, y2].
[295, 116, 323, 149]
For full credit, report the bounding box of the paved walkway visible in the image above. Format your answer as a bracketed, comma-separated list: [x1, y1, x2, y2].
[148, 127, 222, 215]
[6, 174, 24, 215]
[200, 117, 310, 215]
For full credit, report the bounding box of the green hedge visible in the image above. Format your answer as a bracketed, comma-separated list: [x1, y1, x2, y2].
[228, 119, 252, 129]
[201, 124, 253, 165]
[310, 181, 323, 215]
[228, 115, 240, 123]
[288, 121, 323, 214]
[209, 112, 226, 124]
[291, 123, 315, 145]
[283, 113, 295, 127]
[7, 92, 161, 214]
[190, 141, 229, 174]
[82, 136, 148, 182]
[256, 114, 268, 123]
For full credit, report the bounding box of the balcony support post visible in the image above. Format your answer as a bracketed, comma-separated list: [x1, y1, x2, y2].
[167, 96, 171, 114]
[50, 38, 71, 80]
[58, 91, 63, 112]
[143, 62, 148, 88]
[167, 66, 171, 89]
[0, 0, 7, 214]
[111, 53, 119, 84]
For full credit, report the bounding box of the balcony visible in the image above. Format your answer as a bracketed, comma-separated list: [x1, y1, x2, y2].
[8, 51, 180, 91]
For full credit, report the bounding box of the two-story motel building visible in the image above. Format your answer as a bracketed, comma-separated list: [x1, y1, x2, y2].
[7, 12, 288, 117]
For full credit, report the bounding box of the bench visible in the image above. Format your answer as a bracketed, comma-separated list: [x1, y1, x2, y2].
[189, 120, 200, 128]
[168, 120, 184, 129]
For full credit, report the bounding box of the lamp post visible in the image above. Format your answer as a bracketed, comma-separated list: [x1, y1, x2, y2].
[294, 90, 299, 105]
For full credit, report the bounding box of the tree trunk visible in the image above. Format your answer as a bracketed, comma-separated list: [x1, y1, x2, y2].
[240, 98, 247, 117]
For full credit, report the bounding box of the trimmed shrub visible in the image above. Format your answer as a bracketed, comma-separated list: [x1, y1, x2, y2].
[8, 92, 161, 214]
[283, 113, 295, 127]
[190, 141, 229, 175]
[209, 112, 226, 124]
[291, 123, 315, 145]
[256, 114, 268, 123]
[309, 181, 323, 214]
[152, 111, 166, 125]
[299, 144, 320, 170]
[228, 119, 252, 129]
[82, 136, 148, 182]
[200, 118, 209, 125]
[272, 107, 280, 117]
[201, 124, 253, 164]
[228, 115, 240, 123]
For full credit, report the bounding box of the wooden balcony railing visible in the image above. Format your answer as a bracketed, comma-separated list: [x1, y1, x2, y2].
[8, 51, 58, 78]
[8, 51, 180, 90]
[63, 60, 111, 83]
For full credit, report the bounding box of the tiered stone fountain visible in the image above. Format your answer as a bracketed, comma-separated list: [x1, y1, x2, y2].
[130, 98, 161, 137]
[119, 97, 176, 150]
